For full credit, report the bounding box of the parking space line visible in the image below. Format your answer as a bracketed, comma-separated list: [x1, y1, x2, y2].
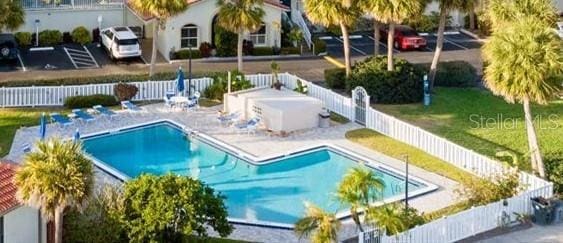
[443, 37, 468, 50]
[64, 47, 79, 69]
[366, 36, 401, 54]
[17, 54, 26, 72]
[334, 37, 367, 56]
[82, 45, 100, 68]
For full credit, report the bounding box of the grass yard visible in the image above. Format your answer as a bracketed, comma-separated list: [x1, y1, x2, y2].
[346, 129, 476, 182]
[0, 108, 69, 157]
[376, 88, 563, 170]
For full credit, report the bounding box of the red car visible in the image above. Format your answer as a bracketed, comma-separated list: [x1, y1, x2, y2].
[380, 25, 427, 51]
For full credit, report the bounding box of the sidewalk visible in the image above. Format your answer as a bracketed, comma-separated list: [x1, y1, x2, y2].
[477, 223, 563, 243]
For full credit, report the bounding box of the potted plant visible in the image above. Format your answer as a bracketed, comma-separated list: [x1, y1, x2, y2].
[271, 61, 282, 90]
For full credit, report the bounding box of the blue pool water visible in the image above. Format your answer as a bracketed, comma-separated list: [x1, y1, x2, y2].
[83, 122, 427, 225]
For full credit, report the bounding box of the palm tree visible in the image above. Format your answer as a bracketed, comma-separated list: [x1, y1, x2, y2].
[486, 0, 556, 28]
[216, 0, 265, 71]
[129, 0, 188, 77]
[295, 202, 341, 243]
[482, 18, 561, 178]
[365, 203, 407, 235]
[428, 0, 477, 89]
[0, 0, 25, 31]
[336, 167, 385, 232]
[304, 0, 361, 76]
[15, 139, 94, 243]
[364, 0, 424, 71]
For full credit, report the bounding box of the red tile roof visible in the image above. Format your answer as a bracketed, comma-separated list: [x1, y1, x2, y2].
[128, 0, 289, 21]
[0, 161, 20, 215]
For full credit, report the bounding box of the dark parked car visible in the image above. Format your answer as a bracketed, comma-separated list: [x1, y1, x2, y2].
[380, 25, 427, 51]
[0, 34, 19, 61]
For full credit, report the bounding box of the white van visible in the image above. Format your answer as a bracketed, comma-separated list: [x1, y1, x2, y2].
[101, 27, 142, 59]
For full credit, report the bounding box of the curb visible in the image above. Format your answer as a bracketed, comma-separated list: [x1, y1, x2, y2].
[460, 29, 487, 42]
[323, 56, 345, 68]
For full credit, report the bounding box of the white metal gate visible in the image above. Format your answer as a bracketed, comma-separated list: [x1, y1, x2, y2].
[352, 86, 370, 125]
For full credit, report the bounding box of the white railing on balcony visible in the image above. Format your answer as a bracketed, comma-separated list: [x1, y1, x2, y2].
[21, 0, 124, 10]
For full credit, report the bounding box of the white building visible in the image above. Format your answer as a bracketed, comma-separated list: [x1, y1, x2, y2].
[15, 0, 289, 61]
[0, 161, 47, 243]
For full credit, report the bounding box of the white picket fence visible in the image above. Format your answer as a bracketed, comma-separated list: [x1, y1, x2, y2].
[0, 73, 553, 242]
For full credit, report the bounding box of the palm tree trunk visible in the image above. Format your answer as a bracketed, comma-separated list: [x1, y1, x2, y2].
[237, 32, 243, 71]
[54, 206, 64, 243]
[373, 20, 381, 56]
[387, 23, 395, 71]
[469, 10, 476, 30]
[340, 22, 352, 77]
[149, 21, 158, 78]
[429, 9, 448, 90]
[523, 98, 545, 178]
[351, 208, 364, 232]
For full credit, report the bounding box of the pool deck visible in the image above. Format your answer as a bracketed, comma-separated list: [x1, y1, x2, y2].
[6, 103, 459, 243]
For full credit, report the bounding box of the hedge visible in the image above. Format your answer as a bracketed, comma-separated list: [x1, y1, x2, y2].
[324, 68, 346, 89]
[252, 47, 274, 56]
[347, 56, 424, 104]
[0, 73, 181, 87]
[64, 94, 118, 109]
[72, 26, 92, 45]
[416, 61, 478, 87]
[174, 49, 202, 59]
[39, 30, 63, 46]
[313, 38, 327, 55]
[14, 32, 32, 47]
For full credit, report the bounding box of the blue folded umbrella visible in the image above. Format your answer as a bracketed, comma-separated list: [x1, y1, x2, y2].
[39, 112, 46, 140]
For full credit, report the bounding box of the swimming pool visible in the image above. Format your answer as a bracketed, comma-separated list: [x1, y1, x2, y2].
[83, 121, 436, 227]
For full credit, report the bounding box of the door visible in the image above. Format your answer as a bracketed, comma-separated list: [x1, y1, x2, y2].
[352, 87, 369, 125]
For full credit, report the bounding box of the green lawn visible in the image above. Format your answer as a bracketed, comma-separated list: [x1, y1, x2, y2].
[0, 108, 70, 157]
[375, 88, 563, 170]
[346, 129, 476, 182]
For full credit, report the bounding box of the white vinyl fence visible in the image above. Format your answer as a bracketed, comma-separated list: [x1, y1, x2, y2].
[0, 73, 553, 242]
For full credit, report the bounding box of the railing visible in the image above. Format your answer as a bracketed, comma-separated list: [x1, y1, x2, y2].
[21, 0, 124, 10]
[0, 73, 553, 242]
[291, 11, 313, 49]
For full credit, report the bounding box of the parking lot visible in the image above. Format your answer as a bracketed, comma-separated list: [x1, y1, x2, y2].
[0, 43, 146, 73]
[323, 31, 483, 57]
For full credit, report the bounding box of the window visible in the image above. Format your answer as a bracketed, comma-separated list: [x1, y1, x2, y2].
[249, 24, 266, 45]
[181, 24, 198, 48]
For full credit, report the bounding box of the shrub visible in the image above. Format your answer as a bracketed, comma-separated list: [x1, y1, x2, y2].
[214, 26, 237, 57]
[347, 56, 424, 104]
[64, 186, 126, 243]
[243, 39, 254, 55]
[324, 68, 346, 89]
[14, 32, 32, 47]
[113, 83, 139, 101]
[416, 61, 478, 87]
[203, 70, 254, 100]
[199, 42, 212, 57]
[456, 170, 524, 206]
[0, 72, 183, 87]
[174, 49, 202, 59]
[406, 11, 452, 33]
[252, 47, 274, 56]
[545, 152, 563, 194]
[64, 94, 118, 109]
[280, 47, 300, 55]
[38, 30, 63, 46]
[313, 37, 327, 55]
[71, 26, 92, 45]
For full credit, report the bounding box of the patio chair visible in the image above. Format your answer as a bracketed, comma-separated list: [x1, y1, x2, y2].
[234, 117, 261, 135]
[21, 143, 31, 153]
[72, 109, 96, 123]
[50, 113, 73, 128]
[164, 91, 176, 109]
[93, 105, 118, 120]
[121, 100, 144, 114]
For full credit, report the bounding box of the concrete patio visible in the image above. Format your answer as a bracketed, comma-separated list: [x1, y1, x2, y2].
[7, 103, 459, 242]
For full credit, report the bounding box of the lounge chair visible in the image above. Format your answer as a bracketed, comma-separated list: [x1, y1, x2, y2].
[217, 111, 240, 125]
[72, 109, 96, 123]
[50, 113, 73, 128]
[21, 143, 31, 153]
[164, 91, 176, 109]
[121, 101, 144, 114]
[93, 105, 117, 120]
[234, 117, 260, 135]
